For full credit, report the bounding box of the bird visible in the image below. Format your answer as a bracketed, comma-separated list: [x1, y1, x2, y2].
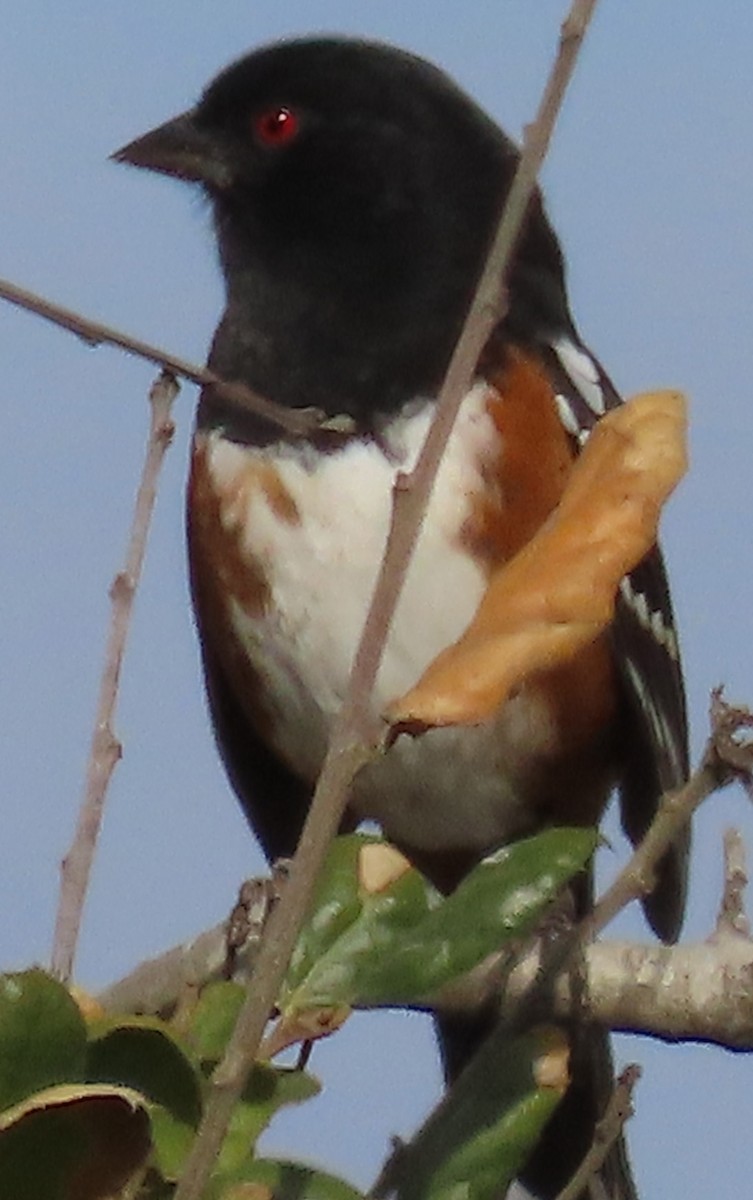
[114, 36, 690, 1199]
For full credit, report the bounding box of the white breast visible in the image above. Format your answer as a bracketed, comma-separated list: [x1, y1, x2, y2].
[204, 382, 555, 854]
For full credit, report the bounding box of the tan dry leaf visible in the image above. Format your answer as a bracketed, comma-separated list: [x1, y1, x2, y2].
[387, 390, 687, 728]
[260, 1005, 351, 1059]
[69, 985, 107, 1024]
[358, 842, 413, 894]
[220, 1186, 274, 1200]
[531, 1025, 571, 1092]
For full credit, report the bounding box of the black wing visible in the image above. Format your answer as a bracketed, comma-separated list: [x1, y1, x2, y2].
[539, 333, 690, 942]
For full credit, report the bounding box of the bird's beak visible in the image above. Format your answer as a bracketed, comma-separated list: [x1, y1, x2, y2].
[111, 111, 233, 189]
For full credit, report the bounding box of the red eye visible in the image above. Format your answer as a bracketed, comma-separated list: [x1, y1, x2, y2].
[253, 106, 300, 147]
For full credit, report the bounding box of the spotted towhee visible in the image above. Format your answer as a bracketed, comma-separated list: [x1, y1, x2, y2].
[115, 37, 689, 1199]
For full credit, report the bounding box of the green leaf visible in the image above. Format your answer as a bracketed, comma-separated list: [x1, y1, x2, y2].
[285, 835, 410, 996]
[188, 980, 246, 1064]
[389, 1028, 567, 1200]
[242, 1062, 320, 1112]
[357, 827, 597, 1003]
[207, 1157, 365, 1200]
[149, 1104, 196, 1181]
[86, 1022, 202, 1126]
[217, 1065, 321, 1173]
[280, 834, 439, 1014]
[0, 971, 87, 1110]
[284, 829, 595, 1012]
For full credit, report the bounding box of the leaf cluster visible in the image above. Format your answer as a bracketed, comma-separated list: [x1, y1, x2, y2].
[0, 828, 594, 1199]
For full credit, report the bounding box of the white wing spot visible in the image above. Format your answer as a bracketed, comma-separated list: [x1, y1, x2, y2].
[619, 577, 679, 661]
[554, 393, 581, 438]
[621, 657, 685, 780]
[553, 336, 606, 416]
[634, 588, 650, 627]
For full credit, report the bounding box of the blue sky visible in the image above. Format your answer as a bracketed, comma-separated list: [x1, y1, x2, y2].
[2, 2, 752, 1196]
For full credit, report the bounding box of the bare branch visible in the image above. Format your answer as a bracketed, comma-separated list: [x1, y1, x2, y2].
[93, 699, 753, 1047]
[0, 276, 326, 439]
[51, 371, 178, 982]
[496, 933, 753, 1049]
[717, 828, 750, 938]
[480, 698, 753, 1040]
[97, 875, 753, 1051]
[172, 6, 603, 1197]
[580, 693, 749, 944]
[428, 820, 753, 1050]
[709, 687, 753, 794]
[97, 922, 228, 1017]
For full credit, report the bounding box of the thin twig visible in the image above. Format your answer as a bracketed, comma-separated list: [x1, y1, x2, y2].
[480, 695, 752, 1061]
[0, 276, 324, 439]
[582, 763, 720, 943]
[716, 828, 750, 938]
[553, 1066, 641, 1200]
[341, 0, 602, 718]
[416, 700, 753, 1075]
[50, 371, 178, 982]
[582, 693, 752, 943]
[172, 6, 603, 1197]
[709, 686, 753, 797]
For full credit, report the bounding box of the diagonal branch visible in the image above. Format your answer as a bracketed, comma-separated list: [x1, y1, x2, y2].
[581, 691, 753, 943]
[172, 4, 603, 1197]
[50, 371, 178, 982]
[0, 276, 325, 439]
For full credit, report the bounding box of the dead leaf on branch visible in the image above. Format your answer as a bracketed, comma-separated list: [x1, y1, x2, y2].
[531, 1025, 571, 1091]
[358, 842, 413, 894]
[259, 1005, 351, 1059]
[387, 389, 687, 729]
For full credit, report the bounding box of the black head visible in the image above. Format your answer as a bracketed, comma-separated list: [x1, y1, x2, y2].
[115, 37, 572, 433]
